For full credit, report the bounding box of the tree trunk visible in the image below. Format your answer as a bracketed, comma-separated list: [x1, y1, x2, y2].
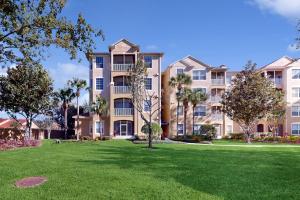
[246, 130, 251, 144]
[192, 106, 195, 135]
[76, 96, 80, 141]
[47, 129, 51, 139]
[64, 105, 68, 140]
[176, 101, 179, 137]
[148, 117, 153, 148]
[183, 105, 187, 140]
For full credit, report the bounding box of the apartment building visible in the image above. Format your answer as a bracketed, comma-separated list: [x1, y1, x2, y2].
[78, 39, 163, 139]
[161, 56, 235, 138]
[233, 56, 300, 136]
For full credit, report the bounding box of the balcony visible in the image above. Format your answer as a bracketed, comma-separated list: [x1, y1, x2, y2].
[211, 113, 222, 121]
[211, 96, 222, 103]
[113, 64, 134, 71]
[114, 86, 130, 94]
[211, 79, 225, 85]
[114, 108, 133, 116]
[269, 77, 282, 87]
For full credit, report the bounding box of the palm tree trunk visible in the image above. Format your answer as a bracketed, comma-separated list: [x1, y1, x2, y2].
[76, 96, 80, 141]
[184, 106, 187, 140]
[192, 106, 195, 135]
[176, 101, 179, 137]
[64, 107, 68, 140]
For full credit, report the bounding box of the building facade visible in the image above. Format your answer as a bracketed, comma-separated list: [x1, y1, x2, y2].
[232, 56, 300, 136]
[79, 39, 163, 139]
[161, 56, 236, 138]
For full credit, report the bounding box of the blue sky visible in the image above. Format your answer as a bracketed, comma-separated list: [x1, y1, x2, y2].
[43, 0, 300, 88]
[2, 0, 300, 116]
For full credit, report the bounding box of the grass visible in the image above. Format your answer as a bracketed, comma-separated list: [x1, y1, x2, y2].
[0, 140, 300, 200]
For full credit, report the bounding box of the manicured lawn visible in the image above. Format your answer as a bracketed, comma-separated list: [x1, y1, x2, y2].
[0, 140, 300, 200]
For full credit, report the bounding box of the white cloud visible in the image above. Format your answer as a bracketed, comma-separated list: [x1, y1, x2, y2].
[48, 62, 89, 106]
[146, 44, 158, 50]
[287, 43, 300, 52]
[0, 64, 16, 76]
[48, 62, 89, 89]
[249, 0, 300, 19]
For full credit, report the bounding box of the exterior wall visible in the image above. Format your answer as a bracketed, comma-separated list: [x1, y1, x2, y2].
[85, 39, 162, 139]
[162, 56, 233, 138]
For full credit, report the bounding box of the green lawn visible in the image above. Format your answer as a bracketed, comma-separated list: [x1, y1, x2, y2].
[0, 140, 300, 200]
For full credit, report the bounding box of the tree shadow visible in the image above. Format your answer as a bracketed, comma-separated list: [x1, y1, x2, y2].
[76, 142, 300, 199]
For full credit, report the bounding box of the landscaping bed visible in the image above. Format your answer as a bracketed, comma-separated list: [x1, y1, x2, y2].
[0, 139, 41, 151]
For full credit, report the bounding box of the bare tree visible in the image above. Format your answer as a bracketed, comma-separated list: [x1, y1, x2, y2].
[128, 59, 160, 148]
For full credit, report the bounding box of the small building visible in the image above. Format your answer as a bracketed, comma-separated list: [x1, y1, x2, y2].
[0, 118, 44, 140]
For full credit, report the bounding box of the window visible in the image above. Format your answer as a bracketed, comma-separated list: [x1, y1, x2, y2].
[194, 106, 206, 116]
[192, 88, 206, 94]
[144, 100, 151, 112]
[193, 124, 201, 134]
[177, 124, 184, 135]
[144, 56, 152, 68]
[96, 57, 103, 68]
[226, 125, 233, 134]
[177, 68, 184, 74]
[292, 88, 300, 98]
[292, 69, 300, 79]
[96, 78, 104, 90]
[193, 70, 206, 80]
[96, 121, 104, 135]
[292, 124, 300, 135]
[144, 78, 152, 90]
[177, 106, 183, 115]
[226, 75, 232, 85]
[292, 105, 300, 116]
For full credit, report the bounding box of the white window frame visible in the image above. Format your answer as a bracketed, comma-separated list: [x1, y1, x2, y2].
[177, 105, 183, 116]
[144, 56, 153, 68]
[226, 125, 233, 134]
[95, 121, 104, 135]
[292, 105, 300, 117]
[291, 123, 300, 135]
[192, 70, 206, 80]
[95, 56, 104, 68]
[292, 87, 300, 98]
[194, 106, 206, 116]
[144, 100, 151, 112]
[144, 77, 152, 91]
[292, 69, 300, 79]
[95, 77, 104, 91]
[177, 124, 184, 135]
[176, 68, 184, 75]
[193, 124, 202, 134]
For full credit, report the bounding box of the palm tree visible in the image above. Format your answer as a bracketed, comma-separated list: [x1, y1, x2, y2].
[68, 78, 87, 140]
[54, 88, 75, 139]
[168, 74, 192, 136]
[91, 95, 108, 137]
[179, 88, 192, 139]
[189, 90, 208, 134]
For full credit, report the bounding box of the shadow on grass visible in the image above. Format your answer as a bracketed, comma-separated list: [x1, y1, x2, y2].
[77, 142, 300, 200]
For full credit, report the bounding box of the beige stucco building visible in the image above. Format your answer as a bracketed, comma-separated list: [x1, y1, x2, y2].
[232, 56, 300, 136]
[161, 56, 236, 138]
[78, 39, 163, 139]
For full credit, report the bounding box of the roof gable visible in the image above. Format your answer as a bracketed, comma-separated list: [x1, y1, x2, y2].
[169, 55, 212, 69]
[109, 39, 139, 52]
[261, 56, 294, 70]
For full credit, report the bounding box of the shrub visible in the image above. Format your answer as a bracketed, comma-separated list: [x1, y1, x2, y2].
[199, 125, 217, 141]
[230, 133, 245, 140]
[141, 123, 163, 140]
[80, 136, 92, 141]
[0, 139, 41, 151]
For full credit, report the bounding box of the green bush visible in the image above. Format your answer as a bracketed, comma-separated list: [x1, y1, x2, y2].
[230, 133, 244, 140]
[141, 123, 163, 140]
[199, 124, 217, 141]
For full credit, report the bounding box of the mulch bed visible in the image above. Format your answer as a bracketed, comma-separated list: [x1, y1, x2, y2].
[15, 176, 47, 188]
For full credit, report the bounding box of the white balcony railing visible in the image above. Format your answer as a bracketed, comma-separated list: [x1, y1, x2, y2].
[114, 108, 133, 116]
[113, 64, 134, 71]
[211, 79, 225, 85]
[114, 86, 130, 94]
[211, 113, 222, 121]
[211, 96, 222, 103]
